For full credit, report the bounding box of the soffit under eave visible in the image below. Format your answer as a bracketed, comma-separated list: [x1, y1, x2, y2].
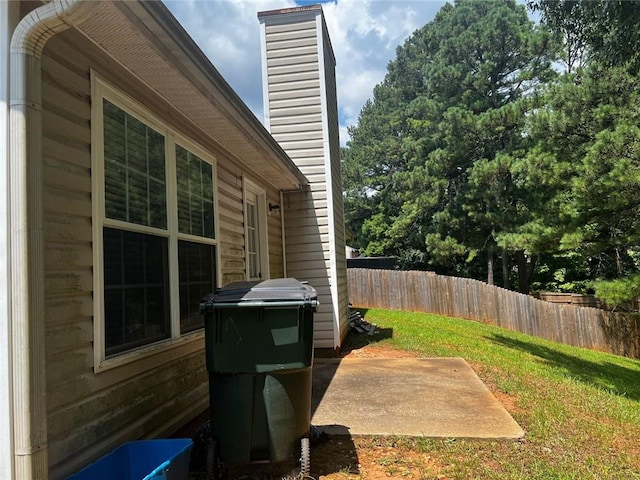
[73, 0, 305, 192]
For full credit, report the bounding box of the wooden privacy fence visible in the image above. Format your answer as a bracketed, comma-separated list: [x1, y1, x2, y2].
[348, 268, 640, 359]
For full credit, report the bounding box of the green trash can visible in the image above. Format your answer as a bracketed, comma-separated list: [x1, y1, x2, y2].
[200, 278, 317, 474]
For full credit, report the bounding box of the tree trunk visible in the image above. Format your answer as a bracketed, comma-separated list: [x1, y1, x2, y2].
[487, 248, 494, 285]
[516, 250, 537, 294]
[516, 251, 528, 293]
[615, 247, 624, 277]
[502, 249, 510, 289]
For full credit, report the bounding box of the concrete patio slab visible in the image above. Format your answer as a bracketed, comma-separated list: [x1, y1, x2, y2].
[311, 357, 524, 438]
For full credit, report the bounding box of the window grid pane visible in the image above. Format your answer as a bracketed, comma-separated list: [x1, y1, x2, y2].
[103, 228, 170, 356]
[176, 145, 215, 238]
[103, 99, 167, 229]
[178, 240, 216, 333]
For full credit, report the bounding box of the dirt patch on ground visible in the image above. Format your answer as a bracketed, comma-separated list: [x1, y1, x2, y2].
[341, 344, 420, 359]
[311, 436, 449, 480]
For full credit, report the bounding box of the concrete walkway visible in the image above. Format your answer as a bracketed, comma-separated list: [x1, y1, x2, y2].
[311, 357, 524, 438]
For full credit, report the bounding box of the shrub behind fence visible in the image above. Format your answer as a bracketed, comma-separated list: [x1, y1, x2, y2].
[347, 268, 640, 359]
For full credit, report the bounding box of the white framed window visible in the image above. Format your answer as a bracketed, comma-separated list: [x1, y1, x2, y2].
[243, 178, 269, 281]
[92, 74, 219, 371]
[175, 144, 217, 333]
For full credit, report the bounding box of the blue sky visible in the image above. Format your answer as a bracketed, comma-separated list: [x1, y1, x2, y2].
[164, 0, 448, 146]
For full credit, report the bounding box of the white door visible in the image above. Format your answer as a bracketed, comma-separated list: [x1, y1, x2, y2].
[244, 182, 268, 281]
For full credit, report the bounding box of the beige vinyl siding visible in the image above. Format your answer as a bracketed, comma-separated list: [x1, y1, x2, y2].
[267, 188, 285, 278]
[216, 164, 246, 284]
[41, 35, 208, 480]
[322, 23, 350, 343]
[41, 31, 285, 479]
[283, 188, 335, 348]
[262, 10, 349, 349]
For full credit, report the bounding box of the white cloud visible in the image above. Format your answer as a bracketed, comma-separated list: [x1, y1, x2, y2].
[337, 68, 386, 128]
[165, 0, 447, 146]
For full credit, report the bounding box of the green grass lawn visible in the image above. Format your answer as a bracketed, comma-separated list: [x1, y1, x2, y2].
[344, 308, 640, 480]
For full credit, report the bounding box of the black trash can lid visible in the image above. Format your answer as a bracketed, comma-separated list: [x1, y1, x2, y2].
[200, 278, 318, 311]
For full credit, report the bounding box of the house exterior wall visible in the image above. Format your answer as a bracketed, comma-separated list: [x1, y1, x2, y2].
[319, 17, 350, 344]
[40, 30, 284, 479]
[259, 7, 349, 350]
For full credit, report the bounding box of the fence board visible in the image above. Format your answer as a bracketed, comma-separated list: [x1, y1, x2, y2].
[348, 268, 640, 359]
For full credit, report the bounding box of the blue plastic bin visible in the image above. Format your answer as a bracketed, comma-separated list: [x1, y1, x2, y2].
[67, 439, 193, 480]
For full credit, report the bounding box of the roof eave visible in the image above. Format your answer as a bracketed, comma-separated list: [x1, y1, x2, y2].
[85, 0, 309, 191]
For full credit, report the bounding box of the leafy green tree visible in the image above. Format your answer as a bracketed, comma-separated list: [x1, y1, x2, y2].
[530, 0, 640, 72]
[343, 0, 640, 303]
[522, 0, 640, 305]
[518, 63, 640, 300]
[343, 0, 555, 289]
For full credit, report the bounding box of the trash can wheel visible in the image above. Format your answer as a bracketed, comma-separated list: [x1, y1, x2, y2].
[206, 438, 223, 480]
[300, 437, 310, 477]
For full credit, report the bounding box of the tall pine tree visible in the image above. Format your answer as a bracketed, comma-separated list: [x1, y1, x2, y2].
[343, 0, 555, 289]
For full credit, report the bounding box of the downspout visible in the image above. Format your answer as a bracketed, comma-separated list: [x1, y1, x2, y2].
[9, 1, 94, 478]
[1, 5, 19, 480]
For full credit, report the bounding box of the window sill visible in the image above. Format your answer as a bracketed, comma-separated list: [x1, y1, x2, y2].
[94, 329, 205, 374]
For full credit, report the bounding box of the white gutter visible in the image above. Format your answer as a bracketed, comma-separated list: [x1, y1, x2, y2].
[258, 16, 271, 132]
[1, 4, 19, 479]
[9, 1, 94, 478]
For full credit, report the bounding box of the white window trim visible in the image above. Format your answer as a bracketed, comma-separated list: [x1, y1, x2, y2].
[91, 72, 219, 373]
[243, 177, 269, 281]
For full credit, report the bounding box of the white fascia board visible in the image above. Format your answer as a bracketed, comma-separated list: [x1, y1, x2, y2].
[259, 19, 270, 131]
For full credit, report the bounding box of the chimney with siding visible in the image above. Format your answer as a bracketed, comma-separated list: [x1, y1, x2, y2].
[258, 5, 349, 352]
